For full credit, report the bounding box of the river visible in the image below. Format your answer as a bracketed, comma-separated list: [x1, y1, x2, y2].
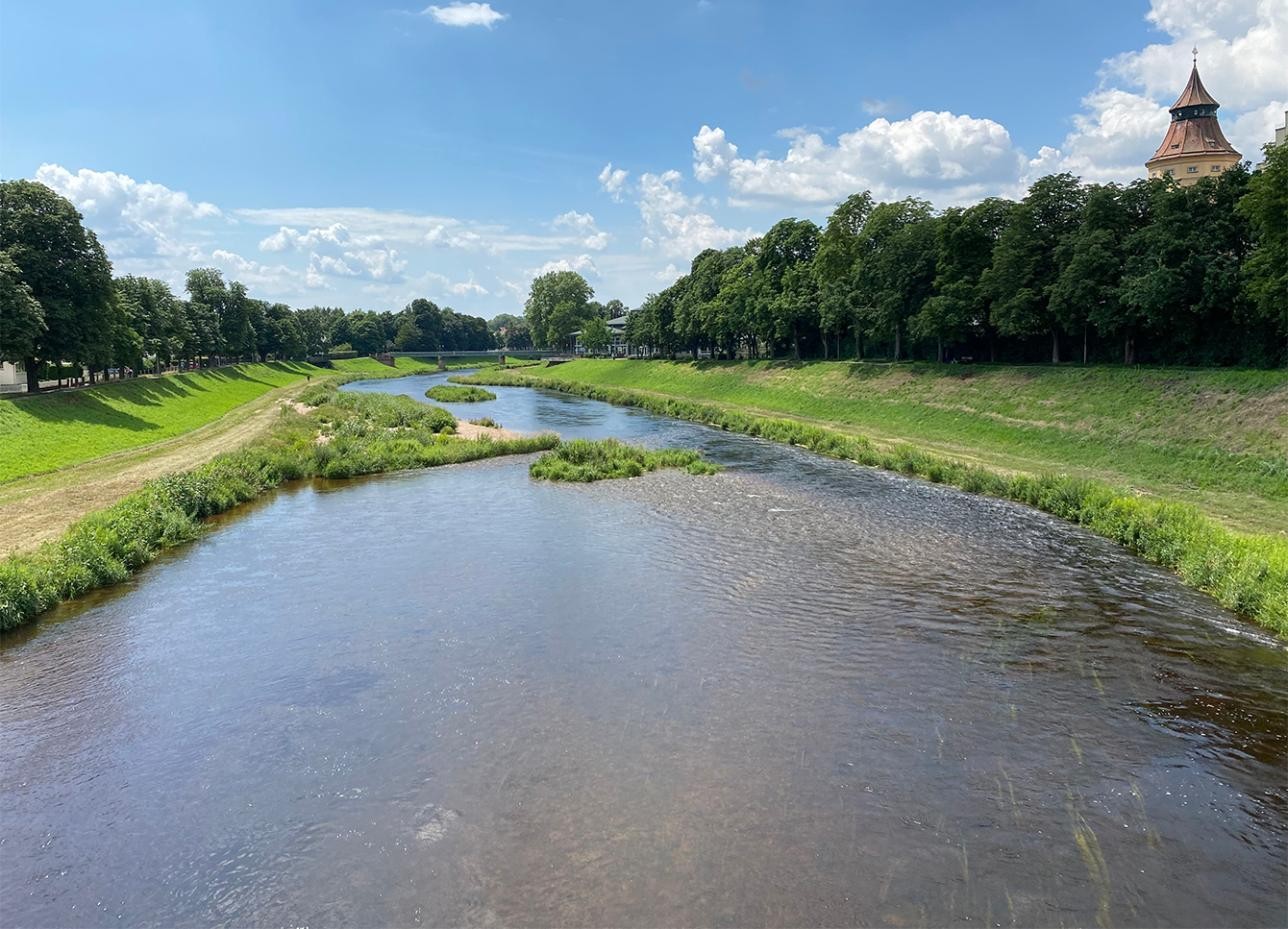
[2, 371, 1285, 927]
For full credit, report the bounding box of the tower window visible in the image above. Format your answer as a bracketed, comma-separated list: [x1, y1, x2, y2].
[1187, 165, 1199, 173]
[1211, 164, 1222, 171]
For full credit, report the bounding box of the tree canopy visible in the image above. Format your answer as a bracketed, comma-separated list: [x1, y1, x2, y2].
[568, 167, 1283, 368]
[525, 270, 594, 349]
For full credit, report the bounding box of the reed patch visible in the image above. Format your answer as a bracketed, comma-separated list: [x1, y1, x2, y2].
[530, 438, 719, 482]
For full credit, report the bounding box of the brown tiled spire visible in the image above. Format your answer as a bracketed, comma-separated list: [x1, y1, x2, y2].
[1170, 60, 1220, 110]
[1147, 50, 1240, 169]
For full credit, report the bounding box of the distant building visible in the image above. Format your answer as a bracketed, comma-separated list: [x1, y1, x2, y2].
[0, 361, 25, 393]
[572, 314, 631, 357]
[1254, 110, 1287, 171]
[1146, 52, 1241, 186]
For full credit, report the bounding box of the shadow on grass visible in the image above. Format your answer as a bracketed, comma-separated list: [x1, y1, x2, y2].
[4, 392, 158, 432]
[2, 362, 315, 428]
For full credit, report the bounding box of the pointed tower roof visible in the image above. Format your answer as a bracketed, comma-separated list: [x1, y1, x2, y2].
[1170, 63, 1220, 111]
[1147, 51, 1240, 169]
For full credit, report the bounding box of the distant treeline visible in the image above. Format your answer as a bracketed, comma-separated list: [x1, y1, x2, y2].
[596, 151, 1285, 367]
[0, 181, 499, 392]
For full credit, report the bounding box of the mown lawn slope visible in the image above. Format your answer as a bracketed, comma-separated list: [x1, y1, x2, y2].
[0, 357, 445, 484]
[0, 362, 327, 482]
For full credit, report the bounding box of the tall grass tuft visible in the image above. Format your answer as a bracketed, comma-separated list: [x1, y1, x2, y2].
[530, 438, 719, 482]
[425, 384, 496, 403]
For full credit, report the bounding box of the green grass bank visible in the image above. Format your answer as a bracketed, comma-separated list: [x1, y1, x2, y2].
[0, 384, 556, 631]
[474, 360, 1287, 533]
[459, 362, 1288, 634]
[0, 356, 442, 484]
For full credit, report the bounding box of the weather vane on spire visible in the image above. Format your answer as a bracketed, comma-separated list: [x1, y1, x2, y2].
[1192, 46, 1198, 65]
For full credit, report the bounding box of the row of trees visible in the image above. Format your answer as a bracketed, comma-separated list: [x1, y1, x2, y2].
[531, 151, 1285, 367]
[0, 180, 496, 391]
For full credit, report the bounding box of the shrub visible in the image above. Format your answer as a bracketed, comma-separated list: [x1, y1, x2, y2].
[530, 438, 720, 483]
[425, 384, 496, 403]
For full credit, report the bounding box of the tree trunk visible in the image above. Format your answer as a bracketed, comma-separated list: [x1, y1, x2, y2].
[1051, 329, 1060, 364]
[821, 334, 828, 360]
[1082, 323, 1088, 365]
[856, 329, 863, 361]
[24, 357, 39, 393]
[988, 331, 997, 364]
[937, 337, 944, 363]
[1124, 332, 1135, 365]
[792, 323, 800, 361]
[835, 332, 841, 360]
[894, 325, 902, 361]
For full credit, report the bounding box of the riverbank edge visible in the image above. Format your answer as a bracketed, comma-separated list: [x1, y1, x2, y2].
[0, 385, 558, 632]
[0, 358, 456, 559]
[458, 369, 1288, 635]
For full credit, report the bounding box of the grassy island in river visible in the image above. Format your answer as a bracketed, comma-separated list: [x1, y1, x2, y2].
[426, 384, 497, 403]
[459, 360, 1288, 633]
[530, 438, 720, 482]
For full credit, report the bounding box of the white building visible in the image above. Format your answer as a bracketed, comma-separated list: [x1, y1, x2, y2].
[0, 361, 26, 393]
[573, 315, 631, 357]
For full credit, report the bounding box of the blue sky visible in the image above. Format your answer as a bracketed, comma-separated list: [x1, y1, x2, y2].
[2, 0, 1284, 317]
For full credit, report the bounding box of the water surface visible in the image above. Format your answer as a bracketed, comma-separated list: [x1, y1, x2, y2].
[3, 371, 1285, 927]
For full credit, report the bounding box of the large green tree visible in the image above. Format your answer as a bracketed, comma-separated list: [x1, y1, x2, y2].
[857, 199, 936, 360]
[1049, 184, 1141, 363]
[815, 192, 873, 358]
[526, 270, 593, 349]
[910, 197, 1013, 362]
[116, 276, 186, 368]
[0, 250, 44, 366]
[1239, 141, 1288, 364]
[0, 180, 115, 390]
[185, 268, 228, 363]
[296, 306, 344, 356]
[1121, 167, 1254, 364]
[712, 241, 760, 357]
[756, 218, 820, 357]
[579, 315, 611, 355]
[989, 173, 1086, 363]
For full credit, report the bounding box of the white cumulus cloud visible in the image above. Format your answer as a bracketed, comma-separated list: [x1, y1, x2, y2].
[693, 125, 739, 182]
[423, 2, 506, 28]
[598, 162, 629, 200]
[449, 277, 489, 296]
[692, 113, 1025, 206]
[530, 254, 599, 279]
[34, 163, 221, 258]
[636, 169, 756, 257]
[551, 210, 610, 250]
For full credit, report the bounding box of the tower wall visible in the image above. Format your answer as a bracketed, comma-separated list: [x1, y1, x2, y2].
[1147, 151, 1241, 186]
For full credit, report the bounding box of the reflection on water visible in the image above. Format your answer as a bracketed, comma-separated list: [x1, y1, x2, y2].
[2, 372, 1285, 927]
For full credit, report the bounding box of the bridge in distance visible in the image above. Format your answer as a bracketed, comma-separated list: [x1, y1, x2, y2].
[390, 349, 571, 369]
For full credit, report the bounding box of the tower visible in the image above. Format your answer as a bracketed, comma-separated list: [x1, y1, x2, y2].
[1145, 50, 1241, 186]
